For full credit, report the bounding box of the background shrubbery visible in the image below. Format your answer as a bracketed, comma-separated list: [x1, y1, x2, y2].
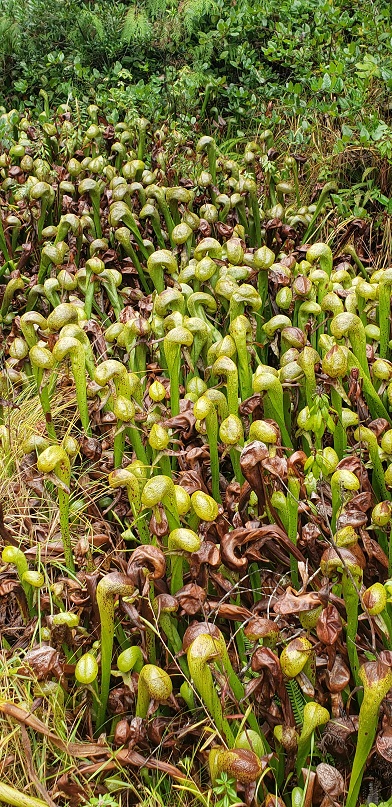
[1, 0, 392, 146]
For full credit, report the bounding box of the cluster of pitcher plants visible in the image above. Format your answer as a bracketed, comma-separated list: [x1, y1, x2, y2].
[0, 104, 392, 807]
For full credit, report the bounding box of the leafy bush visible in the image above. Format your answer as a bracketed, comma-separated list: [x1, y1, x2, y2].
[0, 0, 391, 146]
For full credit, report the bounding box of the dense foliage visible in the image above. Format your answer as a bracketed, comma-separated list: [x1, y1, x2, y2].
[1, 1, 392, 804]
[1, 0, 392, 147]
[0, 104, 392, 807]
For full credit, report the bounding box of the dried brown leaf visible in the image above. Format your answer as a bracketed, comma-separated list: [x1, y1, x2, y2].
[317, 604, 343, 646]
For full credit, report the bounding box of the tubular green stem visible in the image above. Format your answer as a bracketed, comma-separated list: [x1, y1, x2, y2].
[380, 609, 392, 649]
[248, 563, 262, 603]
[253, 373, 293, 449]
[137, 124, 147, 161]
[37, 254, 52, 285]
[331, 482, 340, 532]
[115, 227, 151, 294]
[292, 299, 301, 329]
[164, 327, 193, 417]
[145, 581, 157, 664]
[109, 202, 149, 259]
[389, 525, 392, 577]
[378, 271, 392, 359]
[52, 337, 90, 434]
[130, 512, 151, 547]
[153, 213, 169, 247]
[168, 350, 181, 417]
[134, 343, 148, 380]
[37, 446, 73, 573]
[346, 351, 392, 425]
[346, 662, 392, 807]
[212, 357, 239, 417]
[95, 360, 133, 468]
[217, 626, 259, 721]
[342, 571, 362, 696]
[267, 173, 276, 208]
[113, 425, 125, 470]
[109, 468, 150, 546]
[287, 477, 300, 589]
[233, 593, 247, 667]
[330, 313, 369, 379]
[187, 633, 235, 746]
[101, 276, 122, 321]
[249, 188, 262, 247]
[292, 163, 301, 206]
[356, 294, 367, 328]
[186, 510, 200, 533]
[89, 193, 102, 239]
[83, 267, 95, 320]
[149, 190, 175, 241]
[0, 781, 49, 807]
[204, 408, 221, 503]
[235, 198, 248, 232]
[60, 324, 96, 380]
[302, 182, 338, 242]
[0, 216, 10, 263]
[189, 630, 265, 746]
[39, 381, 57, 441]
[156, 451, 172, 478]
[271, 492, 289, 532]
[206, 142, 217, 186]
[37, 196, 51, 241]
[257, 269, 269, 314]
[344, 244, 369, 279]
[96, 572, 136, 733]
[199, 84, 212, 119]
[229, 316, 253, 401]
[168, 198, 182, 227]
[126, 424, 148, 466]
[298, 347, 318, 410]
[157, 611, 189, 677]
[29, 346, 57, 440]
[229, 447, 243, 485]
[354, 427, 390, 503]
[331, 386, 346, 459]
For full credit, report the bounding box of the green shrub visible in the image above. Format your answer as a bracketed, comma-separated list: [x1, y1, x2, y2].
[0, 0, 391, 143]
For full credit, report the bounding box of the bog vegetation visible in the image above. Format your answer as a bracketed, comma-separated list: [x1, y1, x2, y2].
[1, 2, 392, 807]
